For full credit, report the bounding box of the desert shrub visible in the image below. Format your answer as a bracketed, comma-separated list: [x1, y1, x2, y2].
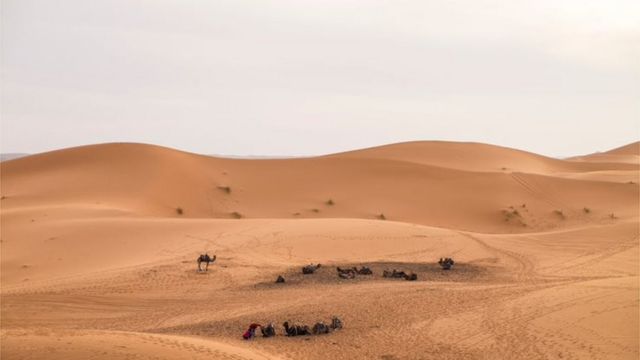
[231, 211, 242, 219]
[176, 207, 184, 215]
[583, 207, 590, 213]
[553, 209, 565, 219]
[326, 199, 335, 206]
[502, 208, 521, 221]
[311, 208, 320, 213]
[378, 213, 386, 220]
[217, 186, 231, 194]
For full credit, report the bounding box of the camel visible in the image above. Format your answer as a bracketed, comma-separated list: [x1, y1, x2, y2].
[197, 254, 216, 272]
[302, 263, 321, 274]
[283, 321, 311, 336]
[357, 266, 373, 275]
[276, 275, 285, 283]
[405, 273, 418, 281]
[337, 266, 355, 275]
[383, 269, 407, 278]
[312, 322, 331, 335]
[330, 316, 343, 330]
[438, 257, 455, 270]
[338, 271, 355, 279]
[337, 266, 356, 279]
[261, 323, 276, 337]
[383, 269, 417, 280]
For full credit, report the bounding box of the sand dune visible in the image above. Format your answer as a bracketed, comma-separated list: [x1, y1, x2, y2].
[568, 141, 640, 165]
[2, 142, 637, 232]
[1, 141, 638, 359]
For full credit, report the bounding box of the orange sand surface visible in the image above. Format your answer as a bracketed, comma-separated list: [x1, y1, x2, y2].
[1, 141, 638, 359]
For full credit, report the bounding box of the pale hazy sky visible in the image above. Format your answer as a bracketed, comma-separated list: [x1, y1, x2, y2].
[2, 0, 639, 157]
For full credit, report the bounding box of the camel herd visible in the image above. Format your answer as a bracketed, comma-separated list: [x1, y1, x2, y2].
[270, 259, 456, 283]
[283, 316, 343, 337]
[197, 255, 456, 276]
[242, 317, 343, 340]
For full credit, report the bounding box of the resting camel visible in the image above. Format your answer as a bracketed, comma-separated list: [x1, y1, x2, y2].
[337, 267, 355, 279]
[383, 269, 417, 281]
[338, 271, 355, 279]
[337, 266, 354, 275]
[283, 321, 311, 336]
[312, 322, 331, 335]
[261, 323, 276, 337]
[337, 266, 372, 277]
[405, 273, 418, 281]
[197, 254, 216, 272]
[438, 257, 455, 270]
[383, 269, 407, 279]
[330, 316, 343, 330]
[302, 263, 321, 274]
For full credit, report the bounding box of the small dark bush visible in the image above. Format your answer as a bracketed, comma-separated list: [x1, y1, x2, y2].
[176, 207, 184, 215]
[217, 186, 231, 194]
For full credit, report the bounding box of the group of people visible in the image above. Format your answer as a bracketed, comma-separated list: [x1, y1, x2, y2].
[242, 317, 343, 340]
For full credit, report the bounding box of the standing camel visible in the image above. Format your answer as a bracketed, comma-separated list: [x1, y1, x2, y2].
[197, 254, 216, 271]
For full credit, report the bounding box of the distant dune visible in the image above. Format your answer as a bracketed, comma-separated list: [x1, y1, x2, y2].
[1, 141, 638, 360]
[568, 141, 640, 165]
[0, 153, 29, 162]
[2, 141, 637, 233]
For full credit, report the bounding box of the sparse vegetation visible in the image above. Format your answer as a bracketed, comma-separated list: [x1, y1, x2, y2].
[231, 211, 242, 219]
[609, 213, 616, 219]
[176, 207, 184, 215]
[378, 213, 386, 220]
[553, 209, 565, 219]
[0, 195, 5, 200]
[217, 186, 231, 194]
[311, 208, 320, 213]
[583, 207, 590, 214]
[502, 208, 521, 221]
[326, 199, 335, 206]
[521, 203, 526, 208]
[628, 181, 636, 184]
[292, 212, 301, 216]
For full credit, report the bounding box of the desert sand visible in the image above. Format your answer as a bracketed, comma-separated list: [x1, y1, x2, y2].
[1, 141, 638, 359]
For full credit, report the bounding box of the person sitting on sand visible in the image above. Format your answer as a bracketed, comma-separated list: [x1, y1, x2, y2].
[242, 323, 262, 340]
